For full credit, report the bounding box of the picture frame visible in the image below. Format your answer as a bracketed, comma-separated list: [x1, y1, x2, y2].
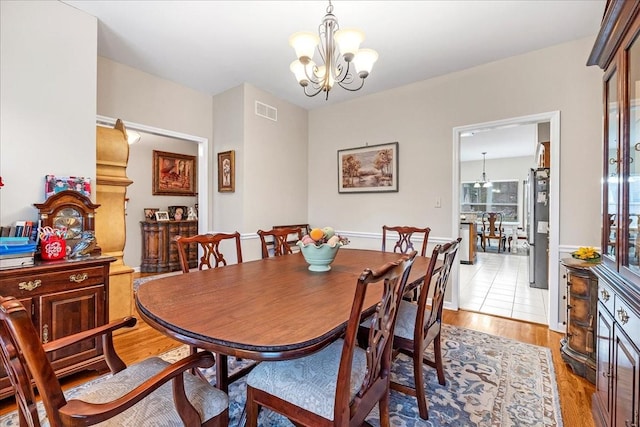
[217, 150, 235, 192]
[338, 142, 399, 193]
[45, 175, 91, 199]
[153, 150, 197, 196]
[143, 208, 159, 221]
[168, 205, 188, 221]
[155, 211, 170, 221]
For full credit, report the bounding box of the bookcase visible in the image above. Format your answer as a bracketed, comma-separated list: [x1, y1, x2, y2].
[140, 220, 198, 272]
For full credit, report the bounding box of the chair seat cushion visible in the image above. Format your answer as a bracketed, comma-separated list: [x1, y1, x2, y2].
[246, 339, 367, 421]
[394, 300, 420, 340]
[70, 357, 228, 426]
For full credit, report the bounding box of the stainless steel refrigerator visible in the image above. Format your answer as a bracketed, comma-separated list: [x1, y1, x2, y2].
[528, 168, 550, 289]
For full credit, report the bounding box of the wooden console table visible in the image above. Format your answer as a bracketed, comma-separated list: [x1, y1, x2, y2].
[0, 256, 115, 399]
[140, 220, 198, 272]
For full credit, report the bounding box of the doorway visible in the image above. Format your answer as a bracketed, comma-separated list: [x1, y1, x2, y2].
[451, 111, 562, 331]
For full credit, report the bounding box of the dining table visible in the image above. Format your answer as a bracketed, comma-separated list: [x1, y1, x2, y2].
[135, 248, 433, 392]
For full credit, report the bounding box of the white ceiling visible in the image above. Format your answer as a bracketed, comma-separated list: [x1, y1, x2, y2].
[63, 0, 605, 113]
[460, 124, 539, 162]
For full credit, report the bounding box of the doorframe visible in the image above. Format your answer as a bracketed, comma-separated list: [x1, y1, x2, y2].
[95, 115, 209, 234]
[451, 111, 562, 332]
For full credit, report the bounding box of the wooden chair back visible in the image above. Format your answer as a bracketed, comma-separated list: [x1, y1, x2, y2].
[416, 238, 461, 342]
[175, 232, 243, 273]
[343, 251, 417, 425]
[257, 227, 302, 258]
[482, 212, 503, 238]
[382, 225, 430, 257]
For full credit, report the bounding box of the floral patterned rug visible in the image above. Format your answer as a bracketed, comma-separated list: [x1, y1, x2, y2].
[0, 324, 562, 427]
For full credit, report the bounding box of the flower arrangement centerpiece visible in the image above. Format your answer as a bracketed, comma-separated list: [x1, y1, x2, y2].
[297, 227, 349, 272]
[571, 246, 601, 263]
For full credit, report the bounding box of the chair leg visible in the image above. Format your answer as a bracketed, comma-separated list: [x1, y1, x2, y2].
[245, 386, 260, 427]
[433, 335, 446, 385]
[413, 350, 429, 420]
[379, 390, 391, 427]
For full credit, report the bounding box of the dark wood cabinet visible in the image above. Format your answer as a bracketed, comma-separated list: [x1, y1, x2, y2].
[560, 259, 597, 384]
[588, 2, 640, 426]
[140, 220, 198, 272]
[0, 256, 114, 399]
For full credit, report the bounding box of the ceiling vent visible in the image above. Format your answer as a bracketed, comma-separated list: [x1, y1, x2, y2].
[255, 101, 277, 122]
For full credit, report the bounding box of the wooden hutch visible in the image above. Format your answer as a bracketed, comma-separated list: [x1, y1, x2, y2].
[587, 2, 640, 427]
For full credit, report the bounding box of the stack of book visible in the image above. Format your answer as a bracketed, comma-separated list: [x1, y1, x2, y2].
[0, 237, 37, 270]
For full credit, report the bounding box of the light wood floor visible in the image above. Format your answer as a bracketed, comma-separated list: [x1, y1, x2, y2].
[0, 305, 595, 426]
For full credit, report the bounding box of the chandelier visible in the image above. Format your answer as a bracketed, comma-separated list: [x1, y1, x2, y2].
[288, 0, 378, 100]
[474, 152, 493, 188]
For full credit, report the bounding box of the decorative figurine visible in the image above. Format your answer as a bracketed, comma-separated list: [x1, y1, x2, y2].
[187, 206, 197, 221]
[68, 231, 97, 258]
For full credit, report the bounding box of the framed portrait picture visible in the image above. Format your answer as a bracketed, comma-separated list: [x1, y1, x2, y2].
[217, 150, 235, 192]
[168, 205, 188, 221]
[143, 208, 159, 221]
[338, 142, 399, 193]
[153, 150, 197, 196]
[155, 211, 170, 221]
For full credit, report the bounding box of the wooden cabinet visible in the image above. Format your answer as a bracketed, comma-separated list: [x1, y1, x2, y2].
[588, 2, 640, 426]
[140, 220, 198, 272]
[560, 259, 597, 384]
[0, 256, 114, 399]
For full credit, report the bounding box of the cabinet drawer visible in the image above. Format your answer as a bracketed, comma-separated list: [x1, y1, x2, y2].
[0, 266, 104, 297]
[567, 272, 591, 296]
[597, 281, 615, 316]
[614, 298, 640, 343]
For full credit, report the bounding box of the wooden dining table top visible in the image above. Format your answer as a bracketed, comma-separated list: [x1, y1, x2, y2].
[135, 248, 432, 361]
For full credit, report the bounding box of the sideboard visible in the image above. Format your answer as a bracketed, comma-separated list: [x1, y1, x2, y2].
[140, 220, 198, 272]
[0, 256, 115, 399]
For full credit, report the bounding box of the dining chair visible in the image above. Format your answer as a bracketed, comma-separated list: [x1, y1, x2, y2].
[382, 225, 430, 300]
[480, 212, 506, 252]
[257, 227, 302, 258]
[0, 295, 229, 427]
[389, 237, 461, 420]
[175, 231, 243, 273]
[245, 251, 417, 427]
[381, 225, 431, 257]
[174, 232, 253, 392]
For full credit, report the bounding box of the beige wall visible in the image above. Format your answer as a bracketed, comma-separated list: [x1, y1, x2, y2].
[0, 1, 97, 224]
[308, 36, 602, 250]
[212, 83, 309, 260]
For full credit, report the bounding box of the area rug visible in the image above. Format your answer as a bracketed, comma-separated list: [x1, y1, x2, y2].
[0, 324, 562, 427]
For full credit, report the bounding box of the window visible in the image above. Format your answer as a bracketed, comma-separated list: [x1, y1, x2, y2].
[461, 180, 519, 222]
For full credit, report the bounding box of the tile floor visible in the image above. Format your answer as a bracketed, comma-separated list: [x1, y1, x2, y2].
[458, 249, 549, 325]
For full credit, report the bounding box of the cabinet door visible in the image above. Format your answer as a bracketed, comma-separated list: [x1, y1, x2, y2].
[38, 285, 105, 369]
[597, 306, 615, 424]
[613, 326, 640, 427]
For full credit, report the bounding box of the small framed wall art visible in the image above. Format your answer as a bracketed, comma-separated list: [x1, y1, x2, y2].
[152, 150, 197, 196]
[217, 150, 235, 192]
[338, 142, 399, 193]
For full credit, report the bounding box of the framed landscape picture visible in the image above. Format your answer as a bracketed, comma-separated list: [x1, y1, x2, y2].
[153, 150, 197, 196]
[217, 150, 235, 192]
[338, 142, 398, 193]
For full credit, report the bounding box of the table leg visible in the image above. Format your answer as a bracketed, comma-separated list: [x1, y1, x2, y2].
[216, 354, 230, 393]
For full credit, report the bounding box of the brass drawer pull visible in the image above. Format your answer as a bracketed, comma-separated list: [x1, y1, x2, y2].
[18, 280, 42, 291]
[42, 324, 49, 344]
[617, 308, 630, 325]
[600, 289, 610, 302]
[69, 273, 88, 283]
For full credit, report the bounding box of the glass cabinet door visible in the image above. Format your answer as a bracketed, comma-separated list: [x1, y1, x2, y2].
[605, 71, 619, 264]
[624, 31, 640, 273]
